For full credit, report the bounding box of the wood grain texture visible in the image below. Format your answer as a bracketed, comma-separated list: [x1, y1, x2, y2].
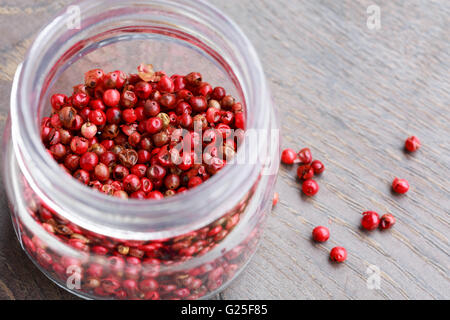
[0, 0, 448, 300]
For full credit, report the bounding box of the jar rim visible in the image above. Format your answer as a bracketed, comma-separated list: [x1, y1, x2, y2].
[11, 0, 271, 239]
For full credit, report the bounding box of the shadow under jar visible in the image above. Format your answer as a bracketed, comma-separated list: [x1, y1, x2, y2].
[3, 0, 279, 300]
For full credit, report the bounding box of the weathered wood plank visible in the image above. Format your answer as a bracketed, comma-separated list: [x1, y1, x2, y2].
[0, 0, 448, 299]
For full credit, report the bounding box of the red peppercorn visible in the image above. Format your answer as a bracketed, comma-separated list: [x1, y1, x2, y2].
[272, 192, 279, 206]
[211, 87, 226, 100]
[189, 96, 207, 113]
[221, 95, 235, 109]
[70, 136, 89, 154]
[392, 177, 409, 194]
[103, 89, 121, 107]
[188, 176, 203, 189]
[311, 160, 325, 174]
[84, 68, 104, 88]
[146, 117, 163, 134]
[198, 82, 212, 97]
[80, 152, 99, 171]
[139, 278, 159, 292]
[173, 76, 186, 91]
[405, 136, 420, 152]
[64, 154, 80, 171]
[72, 93, 90, 109]
[157, 76, 174, 93]
[160, 93, 177, 109]
[137, 150, 151, 164]
[178, 153, 193, 171]
[50, 94, 67, 111]
[70, 115, 83, 131]
[302, 179, 319, 196]
[298, 148, 313, 164]
[234, 112, 245, 130]
[113, 165, 130, 181]
[120, 90, 138, 108]
[380, 213, 396, 230]
[206, 107, 221, 123]
[88, 109, 106, 126]
[164, 174, 181, 190]
[312, 226, 330, 242]
[94, 163, 110, 182]
[122, 108, 137, 123]
[140, 178, 153, 193]
[361, 211, 380, 230]
[80, 122, 97, 139]
[147, 190, 164, 200]
[59, 106, 77, 129]
[73, 169, 90, 185]
[123, 174, 141, 193]
[49, 143, 66, 160]
[179, 113, 193, 129]
[134, 81, 152, 99]
[185, 72, 202, 86]
[297, 164, 314, 180]
[89, 99, 105, 111]
[281, 148, 297, 164]
[330, 247, 347, 263]
[100, 151, 116, 167]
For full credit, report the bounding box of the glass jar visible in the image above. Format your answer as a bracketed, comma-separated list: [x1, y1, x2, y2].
[3, 0, 279, 300]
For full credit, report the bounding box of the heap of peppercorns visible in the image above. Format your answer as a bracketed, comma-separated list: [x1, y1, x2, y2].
[281, 147, 324, 196]
[41, 64, 245, 199]
[275, 135, 420, 263]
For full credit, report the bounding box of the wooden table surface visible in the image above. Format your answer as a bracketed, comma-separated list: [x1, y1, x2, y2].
[0, 0, 449, 300]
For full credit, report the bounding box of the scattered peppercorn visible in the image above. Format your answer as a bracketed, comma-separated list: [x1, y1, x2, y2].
[312, 226, 330, 242]
[272, 192, 279, 207]
[361, 211, 380, 230]
[281, 148, 297, 164]
[330, 247, 347, 263]
[392, 177, 409, 194]
[380, 213, 396, 230]
[405, 136, 420, 152]
[302, 179, 319, 196]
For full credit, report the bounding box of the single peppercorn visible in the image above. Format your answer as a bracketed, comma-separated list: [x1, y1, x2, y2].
[405, 136, 420, 152]
[302, 179, 319, 196]
[380, 213, 396, 230]
[50, 94, 67, 111]
[103, 89, 121, 107]
[312, 226, 330, 242]
[164, 174, 181, 190]
[330, 247, 347, 263]
[80, 152, 99, 172]
[59, 106, 77, 129]
[298, 148, 313, 164]
[392, 177, 409, 194]
[70, 137, 89, 155]
[272, 192, 279, 207]
[89, 109, 106, 126]
[311, 160, 325, 174]
[146, 117, 163, 134]
[81, 122, 97, 139]
[281, 148, 297, 164]
[361, 211, 380, 230]
[94, 163, 110, 182]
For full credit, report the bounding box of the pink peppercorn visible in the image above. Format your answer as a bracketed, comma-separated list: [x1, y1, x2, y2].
[392, 177, 409, 194]
[312, 226, 330, 242]
[330, 247, 347, 263]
